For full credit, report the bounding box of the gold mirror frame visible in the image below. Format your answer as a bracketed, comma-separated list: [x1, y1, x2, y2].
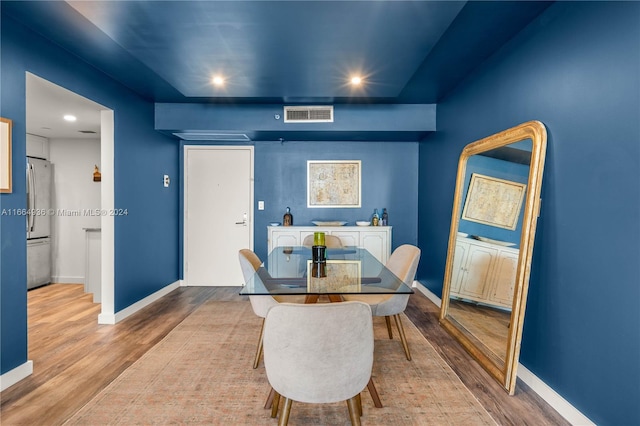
[439, 120, 547, 395]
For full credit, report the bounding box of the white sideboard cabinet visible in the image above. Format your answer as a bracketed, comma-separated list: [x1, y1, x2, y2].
[450, 236, 519, 309]
[267, 226, 392, 264]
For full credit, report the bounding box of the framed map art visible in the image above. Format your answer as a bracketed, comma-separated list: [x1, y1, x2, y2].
[307, 160, 361, 208]
[0, 117, 12, 193]
[461, 173, 526, 230]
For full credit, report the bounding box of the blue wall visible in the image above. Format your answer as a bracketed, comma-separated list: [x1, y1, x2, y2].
[418, 2, 640, 424]
[3, 2, 639, 424]
[0, 16, 180, 374]
[253, 141, 419, 261]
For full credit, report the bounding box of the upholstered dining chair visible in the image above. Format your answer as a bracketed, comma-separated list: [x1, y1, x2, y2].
[302, 234, 343, 248]
[342, 244, 421, 361]
[238, 249, 304, 369]
[263, 301, 374, 426]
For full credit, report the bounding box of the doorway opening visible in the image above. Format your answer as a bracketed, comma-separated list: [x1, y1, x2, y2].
[25, 73, 115, 330]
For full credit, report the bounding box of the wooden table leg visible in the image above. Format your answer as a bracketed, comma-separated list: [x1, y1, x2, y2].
[304, 295, 319, 304]
[367, 378, 383, 408]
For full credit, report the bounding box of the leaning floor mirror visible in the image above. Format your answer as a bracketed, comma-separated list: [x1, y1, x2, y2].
[439, 120, 547, 395]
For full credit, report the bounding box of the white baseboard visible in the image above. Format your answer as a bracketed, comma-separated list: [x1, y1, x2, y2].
[413, 281, 593, 426]
[413, 281, 441, 307]
[98, 280, 180, 325]
[51, 276, 84, 284]
[0, 360, 33, 392]
[517, 365, 594, 425]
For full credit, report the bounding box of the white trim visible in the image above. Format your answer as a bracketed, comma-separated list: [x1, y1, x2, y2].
[98, 280, 180, 324]
[99, 110, 115, 321]
[413, 281, 442, 307]
[413, 281, 593, 426]
[517, 365, 595, 425]
[51, 277, 84, 284]
[0, 361, 33, 392]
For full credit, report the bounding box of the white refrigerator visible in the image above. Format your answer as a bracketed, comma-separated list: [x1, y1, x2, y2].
[27, 156, 52, 289]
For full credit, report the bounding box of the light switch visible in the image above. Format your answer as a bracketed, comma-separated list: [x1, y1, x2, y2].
[258, 200, 265, 210]
[163, 174, 170, 187]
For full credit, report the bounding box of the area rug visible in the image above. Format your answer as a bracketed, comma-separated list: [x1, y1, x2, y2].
[65, 300, 496, 425]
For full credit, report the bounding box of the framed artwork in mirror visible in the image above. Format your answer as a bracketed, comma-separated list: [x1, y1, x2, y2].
[306, 260, 362, 293]
[439, 120, 547, 395]
[0, 117, 12, 193]
[462, 173, 526, 230]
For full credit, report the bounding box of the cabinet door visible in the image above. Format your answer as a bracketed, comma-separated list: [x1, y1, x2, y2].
[489, 251, 519, 307]
[360, 231, 387, 264]
[300, 230, 315, 245]
[331, 230, 359, 247]
[450, 242, 469, 294]
[458, 245, 497, 299]
[270, 230, 299, 251]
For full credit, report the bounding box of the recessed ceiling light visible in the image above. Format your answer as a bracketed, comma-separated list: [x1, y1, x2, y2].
[212, 76, 225, 86]
[350, 76, 362, 85]
[63, 115, 77, 122]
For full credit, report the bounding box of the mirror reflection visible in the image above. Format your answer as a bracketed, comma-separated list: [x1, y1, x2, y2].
[449, 139, 531, 364]
[439, 121, 547, 395]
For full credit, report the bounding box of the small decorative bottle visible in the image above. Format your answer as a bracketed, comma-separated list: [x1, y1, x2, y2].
[371, 208, 379, 226]
[283, 207, 293, 226]
[381, 208, 388, 226]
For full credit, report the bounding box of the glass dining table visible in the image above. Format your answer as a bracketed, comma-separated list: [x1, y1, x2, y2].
[239, 246, 414, 301]
[240, 245, 413, 410]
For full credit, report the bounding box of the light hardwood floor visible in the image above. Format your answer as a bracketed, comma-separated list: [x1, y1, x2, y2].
[0, 284, 569, 425]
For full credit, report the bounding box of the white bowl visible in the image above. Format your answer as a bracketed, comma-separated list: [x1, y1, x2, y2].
[356, 221, 370, 227]
[474, 236, 516, 247]
[269, 222, 281, 226]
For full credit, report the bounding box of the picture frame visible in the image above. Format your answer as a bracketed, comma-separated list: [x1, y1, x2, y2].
[307, 260, 362, 293]
[461, 173, 526, 230]
[0, 117, 12, 193]
[307, 160, 361, 208]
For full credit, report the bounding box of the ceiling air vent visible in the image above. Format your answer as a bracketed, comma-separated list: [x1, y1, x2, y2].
[284, 106, 334, 123]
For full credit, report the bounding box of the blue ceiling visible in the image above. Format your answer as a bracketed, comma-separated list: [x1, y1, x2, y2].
[3, 1, 552, 105]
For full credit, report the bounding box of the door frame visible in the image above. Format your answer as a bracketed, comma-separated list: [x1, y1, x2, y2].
[182, 145, 254, 286]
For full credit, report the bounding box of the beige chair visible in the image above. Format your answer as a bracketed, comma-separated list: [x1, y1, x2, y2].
[238, 249, 304, 369]
[342, 244, 421, 360]
[263, 302, 374, 426]
[302, 234, 343, 248]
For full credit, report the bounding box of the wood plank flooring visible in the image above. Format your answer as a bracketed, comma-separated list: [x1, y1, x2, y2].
[405, 292, 569, 426]
[1, 284, 569, 425]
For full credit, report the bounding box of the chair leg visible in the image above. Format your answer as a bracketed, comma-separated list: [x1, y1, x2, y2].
[264, 387, 276, 409]
[271, 391, 280, 418]
[347, 397, 362, 425]
[385, 316, 393, 339]
[356, 393, 362, 416]
[254, 318, 265, 369]
[393, 314, 412, 361]
[278, 397, 293, 426]
[367, 378, 383, 408]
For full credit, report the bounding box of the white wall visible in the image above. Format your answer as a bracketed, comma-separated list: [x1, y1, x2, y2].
[48, 138, 100, 284]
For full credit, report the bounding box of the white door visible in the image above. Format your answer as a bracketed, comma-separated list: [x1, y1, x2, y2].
[184, 146, 253, 286]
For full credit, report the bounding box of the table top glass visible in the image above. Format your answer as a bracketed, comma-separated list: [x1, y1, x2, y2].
[239, 246, 414, 296]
